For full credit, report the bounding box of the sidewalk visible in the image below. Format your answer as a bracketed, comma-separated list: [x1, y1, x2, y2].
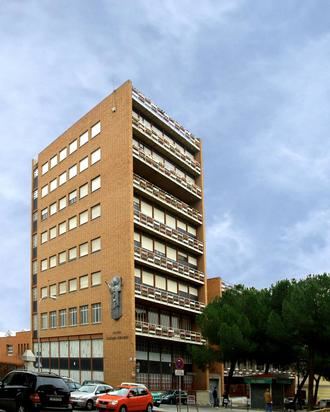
[154, 404, 261, 412]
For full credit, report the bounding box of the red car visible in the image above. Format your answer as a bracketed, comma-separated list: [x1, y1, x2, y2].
[96, 385, 153, 412]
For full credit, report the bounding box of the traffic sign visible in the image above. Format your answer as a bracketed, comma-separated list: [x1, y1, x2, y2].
[175, 369, 184, 376]
[175, 357, 184, 369]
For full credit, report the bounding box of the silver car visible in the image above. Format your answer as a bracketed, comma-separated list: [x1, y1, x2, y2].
[70, 384, 112, 410]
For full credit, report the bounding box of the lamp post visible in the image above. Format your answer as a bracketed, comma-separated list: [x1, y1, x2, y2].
[37, 295, 56, 372]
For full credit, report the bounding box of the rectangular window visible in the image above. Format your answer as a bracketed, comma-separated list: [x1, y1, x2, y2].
[91, 204, 101, 220]
[91, 148, 101, 164]
[69, 278, 77, 292]
[91, 271, 101, 286]
[79, 210, 88, 225]
[50, 311, 57, 328]
[91, 176, 101, 192]
[49, 226, 57, 239]
[168, 279, 177, 293]
[91, 121, 101, 138]
[142, 270, 154, 286]
[187, 225, 197, 237]
[42, 162, 49, 175]
[49, 255, 57, 268]
[50, 155, 58, 169]
[41, 313, 48, 329]
[189, 286, 198, 298]
[154, 208, 165, 223]
[166, 214, 176, 229]
[154, 241, 165, 256]
[69, 307, 77, 326]
[79, 242, 88, 257]
[41, 184, 48, 198]
[188, 255, 198, 267]
[79, 156, 89, 172]
[69, 139, 77, 154]
[91, 237, 101, 253]
[80, 305, 88, 325]
[41, 231, 48, 244]
[79, 183, 88, 199]
[178, 252, 188, 264]
[32, 261, 38, 275]
[59, 281, 67, 295]
[69, 164, 77, 179]
[155, 275, 166, 290]
[49, 178, 57, 192]
[41, 207, 48, 221]
[59, 309, 67, 327]
[49, 202, 57, 216]
[58, 251, 66, 264]
[68, 247, 77, 260]
[59, 147, 67, 161]
[141, 201, 153, 217]
[58, 221, 66, 235]
[92, 303, 101, 323]
[69, 189, 77, 205]
[177, 220, 186, 232]
[32, 288, 37, 301]
[59, 171, 67, 186]
[134, 232, 141, 248]
[41, 259, 48, 271]
[50, 283, 57, 297]
[80, 274, 88, 289]
[68, 216, 77, 230]
[59, 196, 67, 210]
[80, 131, 88, 146]
[166, 246, 176, 261]
[6, 345, 13, 356]
[41, 287, 48, 299]
[141, 235, 153, 251]
[32, 234, 37, 248]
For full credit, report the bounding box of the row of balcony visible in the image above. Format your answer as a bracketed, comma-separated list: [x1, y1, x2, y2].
[133, 145, 202, 199]
[134, 246, 204, 284]
[132, 88, 200, 152]
[134, 210, 203, 254]
[135, 320, 205, 345]
[133, 174, 202, 224]
[135, 282, 205, 314]
[133, 115, 201, 175]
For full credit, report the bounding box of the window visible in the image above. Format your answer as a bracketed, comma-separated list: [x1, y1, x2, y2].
[50, 155, 58, 169]
[79, 242, 88, 257]
[188, 255, 197, 267]
[91, 121, 101, 138]
[154, 208, 165, 223]
[166, 214, 176, 229]
[91, 204, 101, 220]
[79, 210, 88, 225]
[69, 278, 77, 292]
[59, 147, 67, 161]
[32, 234, 37, 248]
[59, 309, 67, 327]
[167, 246, 176, 261]
[91, 271, 101, 286]
[141, 235, 153, 251]
[142, 270, 154, 286]
[42, 162, 49, 175]
[168, 279, 177, 293]
[32, 261, 38, 275]
[79, 156, 88, 172]
[91, 237, 101, 253]
[154, 241, 165, 256]
[49, 202, 57, 216]
[59, 171, 67, 185]
[141, 201, 153, 218]
[68, 216, 77, 230]
[69, 190, 77, 205]
[32, 288, 37, 301]
[59, 196, 67, 210]
[155, 275, 166, 290]
[189, 286, 198, 298]
[69, 307, 77, 326]
[49, 226, 57, 240]
[91, 148, 101, 164]
[58, 221, 66, 235]
[41, 259, 48, 271]
[50, 178, 57, 192]
[58, 251, 66, 264]
[59, 281, 67, 295]
[49, 255, 57, 268]
[177, 220, 186, 232]
[80, 305, 88, 325]
[134, 232, 141, 248]
[79, 131, 88, 147]
[79, 183, 88, 198]
[41, 207, 48, 221]
[178, 252, 188, 264]
[69, 139, 77, 154]
[41, 287, 47, 299]
[69, 164, 77, 179]
[68, 247, 77, 260]
[80, 275, 88, 289]
[6, 345, 13, 356]
[41, 185, 48, 198]
[187, 225, 197, 237]
[41, 313, 48, 329]
[50, 311, 57, 328]
[41, 231, 48, 244]
[91, 176, 101, 192]
[92, 303, 101, 323]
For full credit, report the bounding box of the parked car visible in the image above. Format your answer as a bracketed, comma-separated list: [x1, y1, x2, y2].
[62, 377, 81, 392]
[0, 370, 71, 412]
[151, 391, 164, 407]
[96, 384, 153, 412]
[161, 390, 188, 405]
[70, 383, 113, 410]
[319, 399, 330, 408]
[82, 380, 107, 386]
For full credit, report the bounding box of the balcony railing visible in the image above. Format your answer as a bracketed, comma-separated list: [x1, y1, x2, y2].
[133, 174, 202, 224]
[134, 246, 204, 284]
[135, 320, 205, 345]
[133, 115, 201, 175]
[135, 282, 205, 313]
[133, 88, 200, 151]
[133, 145, 202, 199]
[134, 210, 203, 254]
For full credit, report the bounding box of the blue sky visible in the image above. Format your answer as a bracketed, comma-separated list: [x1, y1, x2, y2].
[1, 0, 330, 330]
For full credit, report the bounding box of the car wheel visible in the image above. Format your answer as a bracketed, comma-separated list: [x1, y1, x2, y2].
[146, 403, 153, 412]
[119, 406, 127, 412]
[86, 400, 94, 411]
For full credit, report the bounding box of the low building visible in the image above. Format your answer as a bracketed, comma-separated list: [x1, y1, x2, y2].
[0, 330, 32, 375]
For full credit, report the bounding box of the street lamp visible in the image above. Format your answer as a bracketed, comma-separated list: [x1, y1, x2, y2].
[37, 295, 56, 372]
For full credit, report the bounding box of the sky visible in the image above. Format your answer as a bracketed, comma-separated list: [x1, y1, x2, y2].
[1, 0, 330, 330]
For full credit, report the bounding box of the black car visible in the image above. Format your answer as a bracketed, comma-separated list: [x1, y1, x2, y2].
[0, 370, 71, 412]
[161, 390, 188, 405]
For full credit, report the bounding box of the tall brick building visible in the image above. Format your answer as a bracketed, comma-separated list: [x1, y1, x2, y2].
[31, 80, 208, 390]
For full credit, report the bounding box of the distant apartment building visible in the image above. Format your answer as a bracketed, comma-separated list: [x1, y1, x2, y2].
[0, 330, 31, 367]
[30, 81, 208, 390]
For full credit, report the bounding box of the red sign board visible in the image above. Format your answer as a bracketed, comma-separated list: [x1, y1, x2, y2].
[175, 357, 184, 369]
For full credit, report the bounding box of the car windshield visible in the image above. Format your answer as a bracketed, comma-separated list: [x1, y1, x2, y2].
[164, 391, 174, 395]
[108, 388, 129, 396]
[78, 385, 96, 393]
